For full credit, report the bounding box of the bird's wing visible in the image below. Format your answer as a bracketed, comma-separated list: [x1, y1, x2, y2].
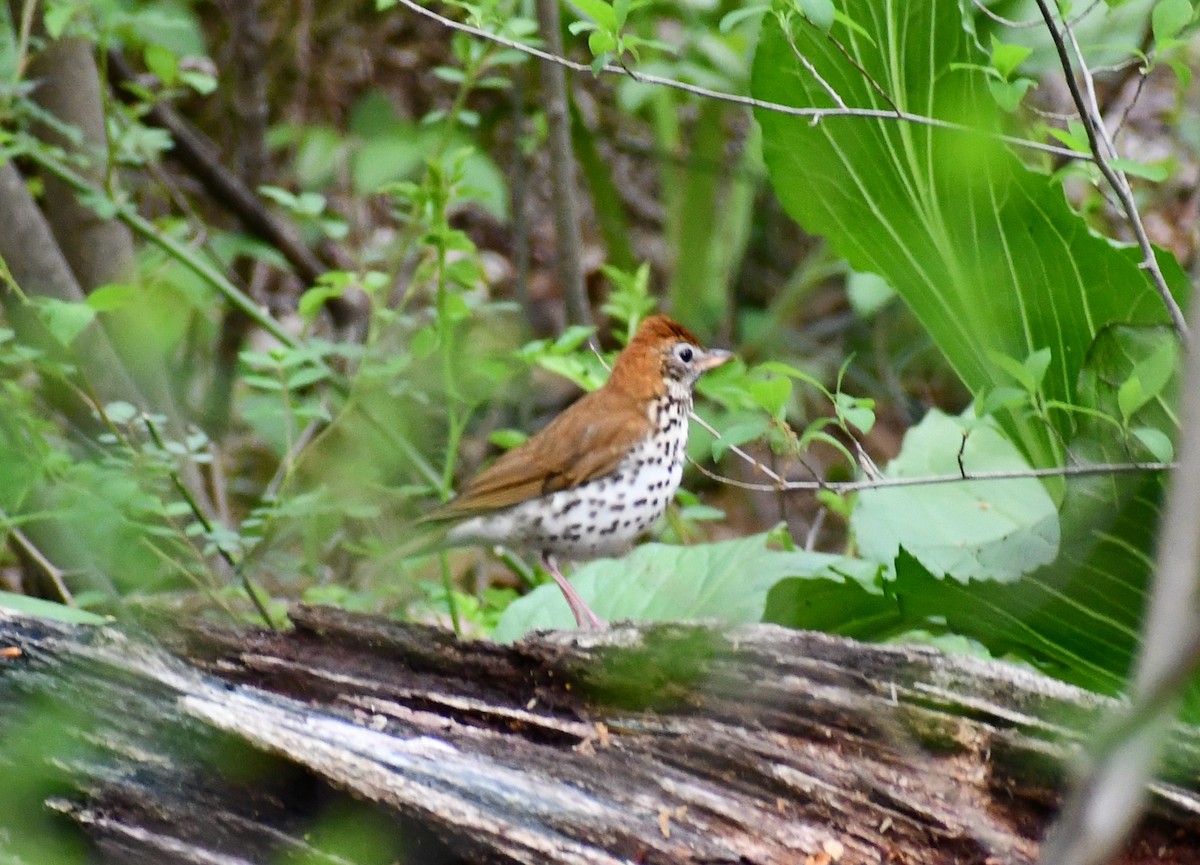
[429, 388, 652, 519]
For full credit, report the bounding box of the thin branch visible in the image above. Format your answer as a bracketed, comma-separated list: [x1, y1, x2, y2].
[971, 0, 1105, 30]
[141, 415, 279, 630]
[105, 50, 365, 332]
[4, 516, 75, 606]
[390, 0, 1087, 163]
[686, 411, 789, 489]
[1032, 0, 1188, 342]
[534, 0, 591, 328]
[781, 21, 846, 110]
[686, 455, 1170, 495]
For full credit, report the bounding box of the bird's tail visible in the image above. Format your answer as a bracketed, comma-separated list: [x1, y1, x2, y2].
[392, 519, 456, 561]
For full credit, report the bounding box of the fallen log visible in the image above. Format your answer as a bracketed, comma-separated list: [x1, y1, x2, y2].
[1, 604, 1198, 864]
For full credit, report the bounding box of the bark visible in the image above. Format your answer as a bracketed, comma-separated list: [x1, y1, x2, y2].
[25, 37, 137, 288]
[2, 605, 1200, 865]
[0, 160, 142, 409]
[535, 0, 591, 329]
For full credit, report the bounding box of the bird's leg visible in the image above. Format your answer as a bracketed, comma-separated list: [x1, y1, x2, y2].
[542, 555, 605, 630]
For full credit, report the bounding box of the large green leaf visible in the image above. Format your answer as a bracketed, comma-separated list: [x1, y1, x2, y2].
[853, 409, 1059, 583]
[0, 592, 108, 625]
[751, 1, 1184, 467]
[492, 533, 883, 641]
[749, 0, 1184, 697]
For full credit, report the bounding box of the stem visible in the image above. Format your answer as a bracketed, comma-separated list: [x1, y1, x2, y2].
[143, 415, 278, 629]
[439, 551, 461, 635]
[1031, 0, 1188, 343]
[392, 0, 1086, 162]
[534, 0, 591, 328]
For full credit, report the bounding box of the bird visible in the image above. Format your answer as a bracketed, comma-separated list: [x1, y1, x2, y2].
[426, 315, 732, 629]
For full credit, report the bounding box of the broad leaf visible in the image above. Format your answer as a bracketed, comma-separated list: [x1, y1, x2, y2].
[750, 0, 1184, 697]
[0, 592, 109, 625]
[751, 1, 1186, 468]
[492, 533, 881, 641]
[853, 409, 1059, 583]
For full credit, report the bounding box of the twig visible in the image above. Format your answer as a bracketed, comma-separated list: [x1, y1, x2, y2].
[687, 411, 789, 489]
[4, 518, 75, 606]
[971, 0, 1105, 30]
[534, 0, 591, 328]
[105, 50, 365, 332]
[142, 415, 278, 629]
[781, 22, 846, 110]
[389, 0, 1086, 163]
[1031, 0, 1188, 342]
[686, 456, 1171, 495]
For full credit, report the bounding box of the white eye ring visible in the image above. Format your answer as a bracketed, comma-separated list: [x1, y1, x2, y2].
[675, 344, 695, 363]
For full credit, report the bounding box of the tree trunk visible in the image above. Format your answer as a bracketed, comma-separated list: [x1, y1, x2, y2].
[1, 605, 1198, 864]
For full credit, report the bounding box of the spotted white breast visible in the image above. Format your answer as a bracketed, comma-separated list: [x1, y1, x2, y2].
[447, 392, 692, 560]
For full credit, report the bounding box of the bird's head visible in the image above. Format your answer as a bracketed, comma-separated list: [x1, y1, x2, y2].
[609, 315, 733, 399]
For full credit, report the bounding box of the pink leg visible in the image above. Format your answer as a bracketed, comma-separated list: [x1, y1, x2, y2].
[542, 555, 605, 630]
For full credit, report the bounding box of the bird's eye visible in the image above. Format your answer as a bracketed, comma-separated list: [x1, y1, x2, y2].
[676, 344, 695, 363]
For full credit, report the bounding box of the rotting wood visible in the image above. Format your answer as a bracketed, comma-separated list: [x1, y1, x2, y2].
[1, 604, 1199, 865]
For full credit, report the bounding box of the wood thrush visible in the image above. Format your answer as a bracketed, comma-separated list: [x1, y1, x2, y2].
[429, 315, 732, 629]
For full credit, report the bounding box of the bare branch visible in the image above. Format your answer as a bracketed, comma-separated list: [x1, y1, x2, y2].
[686, 454, 1170, 495]
[1031, 0, 1188, 342]
[3, 512, 76, 607]
[390, 0, 1087, 163]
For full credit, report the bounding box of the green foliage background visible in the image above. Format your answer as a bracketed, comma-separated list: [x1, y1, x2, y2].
[0, 0, 1195, 703]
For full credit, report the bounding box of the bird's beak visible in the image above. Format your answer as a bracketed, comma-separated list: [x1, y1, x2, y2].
[696, 348, 733, 372]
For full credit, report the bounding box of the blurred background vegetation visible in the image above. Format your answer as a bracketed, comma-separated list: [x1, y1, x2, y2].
[0, 0, 1195, 696]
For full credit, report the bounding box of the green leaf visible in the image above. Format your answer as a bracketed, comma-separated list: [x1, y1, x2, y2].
[410, 326, 438, 359]
[86, 283, 139, 312]
[1131, 426, 1174, 462]
[179, 70, 218, 96]
[43, 2, 75, 39]
[1153, 0, 1194, 43]
[1117, 374, 1144, 423]
[747, 375, 792, 418]
[492, 533, 878, 640]
[488, 429, 527, 449]
[570, 0, 618, 29]
[711, 416, 770, 460]
[0, 591, 109, 625]
[143, 43, 179, 85]
[852, 410, 1060, 583]
[986, 76, 1034, 112]
[103, 401, 139, 424]
[36, 298, 96, 347]
[978, 386, 1029, 416]
[298, 285, 344, 322]
[987, 350, 1038, 394]
[588, 29, 617, 58]
[432, 65, 467, 83]
[719, 5, 768, 32]
[834, 392, 875, 434]
[890, 546, 1136, 695]
[795, 0, 835, 32]
[1023, 347, 1053, 391]
[752, 0, 1186, 474]
[1045, 122, 1091, 154]
[1076, 324, 1181, 450]
[1108, 157, 1169, 182]
[846, 270, 895, 317]
[989, 36, 1032, 80]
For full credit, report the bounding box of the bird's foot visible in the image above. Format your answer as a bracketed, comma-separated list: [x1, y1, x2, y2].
[543, 556, 607, 630]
